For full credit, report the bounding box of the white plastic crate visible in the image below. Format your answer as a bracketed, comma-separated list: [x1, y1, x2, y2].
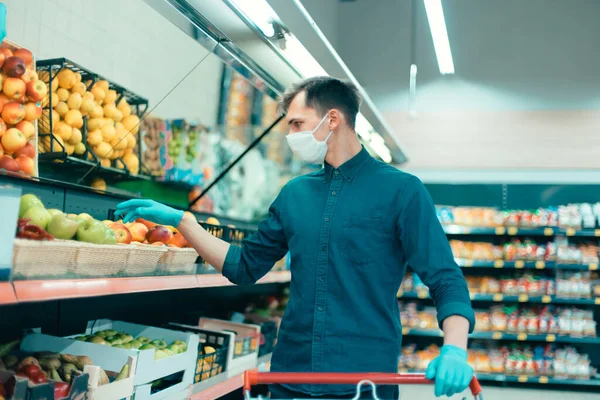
[20, 333, 136, 400]
[74, 320, 198, 399]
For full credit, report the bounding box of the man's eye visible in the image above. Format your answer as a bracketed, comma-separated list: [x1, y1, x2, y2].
[294, 122, 301, 128]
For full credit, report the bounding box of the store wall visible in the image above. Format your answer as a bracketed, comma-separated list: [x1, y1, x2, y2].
[313, 0, 600, 171]
[3, 0, 223, 126]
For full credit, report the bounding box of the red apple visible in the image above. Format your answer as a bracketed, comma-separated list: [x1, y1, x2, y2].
[3, 77, 26, 99]
[110, 223, 132, 244]
[1, 102, 25, 124]
[0, 155, 19, 172]
[1, 128, 26, 153]
[128, 222, 148, 242]
[0, 93, 10, 112]
[14, 142, 35, 158]
[146, 225, 173, 244]
[26, 79, 47, 102]
[15, 120, 35, 140]
[13, 49, 33, 67]
[16, 155, 35, 175]
[136, 218, 157, 230]
[0, 48, 13, 59]
[23, 102, 42, 122]
[3, 57, 26, 78]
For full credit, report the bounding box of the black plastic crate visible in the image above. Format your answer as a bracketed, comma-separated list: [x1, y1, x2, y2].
[166, 323, 229, 383]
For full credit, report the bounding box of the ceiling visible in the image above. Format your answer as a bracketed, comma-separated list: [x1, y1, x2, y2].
[300, 0, 600, 112]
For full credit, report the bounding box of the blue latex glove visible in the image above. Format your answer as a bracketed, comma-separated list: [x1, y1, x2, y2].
[425, 345, 473, 397]
[115, 199, 184, 227]
[0, 4, 7, 43]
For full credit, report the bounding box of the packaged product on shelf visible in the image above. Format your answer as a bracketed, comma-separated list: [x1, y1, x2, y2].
[556, 271, 594, 298]
[0, 40, 40, 178]
[140, 116, 166, 177]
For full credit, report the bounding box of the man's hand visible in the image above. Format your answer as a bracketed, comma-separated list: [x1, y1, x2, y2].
[115, 199, 184, 228]
[425, 345, 473, 397]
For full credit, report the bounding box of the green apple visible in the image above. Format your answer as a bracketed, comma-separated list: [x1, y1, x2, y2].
[139, 344, 156, 350]
[77, 219, 107, 244]
[129, 340, 142, 349]
[78, 213, 93, 220]
[19, 194, 43, 218]
[103, 227, 117, 245]
[136, 336, 151, 344]
[86, 336, 107, 345]
[47, 209, 64, 218]
[23, 206, 52, 230]
[154, 350, 168, 360]
[47, 214, 79, 240]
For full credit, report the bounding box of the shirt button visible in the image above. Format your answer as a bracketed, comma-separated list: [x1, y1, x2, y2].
[324, 217, 329, 222]
[319, 277, 324, 282]
[331, 191, 336, 196]
[315, 336, 321, 341]
[334, 170, 339, 175]
[318, 306, 323, 311]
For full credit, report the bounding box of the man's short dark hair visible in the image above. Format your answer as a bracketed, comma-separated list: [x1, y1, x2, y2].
[279, 77, 362, 129]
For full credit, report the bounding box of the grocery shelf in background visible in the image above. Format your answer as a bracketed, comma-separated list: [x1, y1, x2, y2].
[398, 290, 600, 306]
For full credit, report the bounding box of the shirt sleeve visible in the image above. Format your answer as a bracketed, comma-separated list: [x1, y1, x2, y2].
[222, 188, 289, 286]
[396, 176, 475, 332]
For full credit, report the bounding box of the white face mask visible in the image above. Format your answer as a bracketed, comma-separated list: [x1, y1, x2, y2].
[286, 114, 332, 165]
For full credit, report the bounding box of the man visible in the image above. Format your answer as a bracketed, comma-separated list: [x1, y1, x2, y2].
[116, 77, 475, 399]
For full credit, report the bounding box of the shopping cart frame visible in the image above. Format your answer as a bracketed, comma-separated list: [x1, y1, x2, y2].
[243, 371, 483, 400]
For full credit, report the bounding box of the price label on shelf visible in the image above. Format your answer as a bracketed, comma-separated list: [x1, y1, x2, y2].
[397, 289, 404, 297]
[517, 333, 527, 341]
[535, 261, 545, 269]
[542, 296, 552, 303]
[546, 334, 556, 342]
[464, 259, 474, 267]
[566, 228, 576, 236]
[494, 260, 504, 268]
[595, 229, 600, 237]
[595, 298, 600, 305]
[417, 290, 428, 299]
[515, 260, 525, 269]
[495, 227, 506, 235]
[492, 332, 502, 340]
[518, 375, 528, 383]
[544, 228, 554, 236]
[589, 263, 598, 271]
[402, 327, 410, 335]
[518, 294, 529, 302]
[508, 227, 518, 235]
[539, 376, 549, 384]
[493, 294, 503, 301]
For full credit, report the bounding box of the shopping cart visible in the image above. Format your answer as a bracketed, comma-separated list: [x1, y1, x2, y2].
[243, 371, 483, 400]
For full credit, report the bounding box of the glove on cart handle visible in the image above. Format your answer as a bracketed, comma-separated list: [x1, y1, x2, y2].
[243, 371, 483, 399]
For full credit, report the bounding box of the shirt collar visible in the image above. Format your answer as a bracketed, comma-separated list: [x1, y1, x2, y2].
[324, 146, 371, 183]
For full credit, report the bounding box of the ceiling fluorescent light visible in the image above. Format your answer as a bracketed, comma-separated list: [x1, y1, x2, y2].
[423, 0, 454, 74]
[281, 34, 328, 77]
[229, 0, 278, 37]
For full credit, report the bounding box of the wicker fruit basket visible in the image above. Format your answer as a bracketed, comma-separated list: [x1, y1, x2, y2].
[160, 247, 199, 273]
[73, 243, 132, 276]
[127, 244, 166, 274]
[12, 239, 78, 278]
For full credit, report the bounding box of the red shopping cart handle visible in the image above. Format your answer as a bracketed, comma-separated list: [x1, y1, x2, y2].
[243, 371, 482, 396]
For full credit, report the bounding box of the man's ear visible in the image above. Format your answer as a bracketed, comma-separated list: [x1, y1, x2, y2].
[328, 109, 342, 130]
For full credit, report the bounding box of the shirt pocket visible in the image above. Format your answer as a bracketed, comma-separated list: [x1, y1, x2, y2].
[341, 215, 389, 266]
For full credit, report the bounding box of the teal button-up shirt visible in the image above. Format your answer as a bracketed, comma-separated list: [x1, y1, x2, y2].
[223, 146, 474, 395]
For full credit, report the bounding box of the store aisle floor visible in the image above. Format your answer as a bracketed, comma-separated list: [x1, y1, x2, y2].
[400, 385, 600, 400]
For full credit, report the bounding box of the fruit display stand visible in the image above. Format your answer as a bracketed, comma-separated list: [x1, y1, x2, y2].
[0, 39, 41, 179]
[197, 318, 261, 376]
[35, 58, 149, 181]
[20, 334, 136, 400]
[68, 320, 199, 400]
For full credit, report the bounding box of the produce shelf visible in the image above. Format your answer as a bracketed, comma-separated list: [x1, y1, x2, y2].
[12, 271, 291, 303]
[189, 353, 272, 399]
[443, 225, 600, 237]
[0, 282, 17, 304]
[397, 369, 600, 388]
[397, 290, 600, 306]
[401, 328, 600, 344]
[455, 259, 599, 271]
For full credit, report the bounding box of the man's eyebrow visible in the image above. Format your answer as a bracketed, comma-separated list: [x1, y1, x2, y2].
[287, 118, 300, 126]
